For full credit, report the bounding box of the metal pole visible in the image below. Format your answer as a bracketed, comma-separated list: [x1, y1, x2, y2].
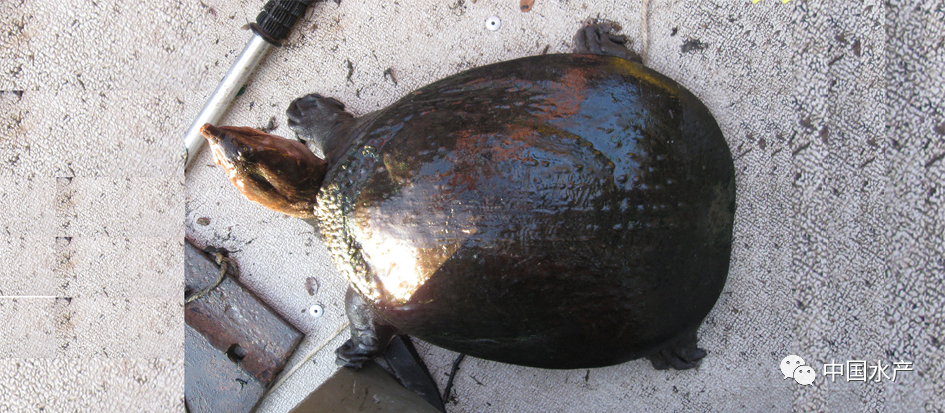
[184, 0, 317, 171]
[184, 34, 273, 170]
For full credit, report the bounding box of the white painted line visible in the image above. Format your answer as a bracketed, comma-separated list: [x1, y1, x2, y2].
[0, 296, 65, 299]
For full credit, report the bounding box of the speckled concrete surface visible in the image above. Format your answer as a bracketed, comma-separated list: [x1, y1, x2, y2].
[1, 0, 185, 410]
[2, 0, 943, 412]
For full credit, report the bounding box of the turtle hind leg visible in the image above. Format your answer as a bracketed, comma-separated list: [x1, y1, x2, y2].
[573, 18, 643, 63]
[336, 286, 396, 369]
[646, 328, 707, 370]
[286, 93, 355, 161]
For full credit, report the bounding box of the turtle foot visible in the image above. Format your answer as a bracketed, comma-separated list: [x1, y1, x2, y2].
[287, 94, 347, 129]
[646, 329, 707, 370]
[335, 287, 395, 369]
[573, 18, 642, 63]
[335, 335, 385, 369]
[286, 93, 354, 158]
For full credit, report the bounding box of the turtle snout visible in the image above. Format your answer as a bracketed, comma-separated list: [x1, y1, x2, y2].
[199, 123, 225, 144]
[200, 125, 240, 168]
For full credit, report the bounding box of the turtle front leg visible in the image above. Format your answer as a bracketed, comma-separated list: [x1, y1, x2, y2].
[286, 93, 355, 162]
[573, 18, 643, 63]
[336, 286, 396, 369]
[645, 327, 708, 370]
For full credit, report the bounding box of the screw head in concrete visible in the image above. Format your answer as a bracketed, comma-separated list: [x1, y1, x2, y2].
[486, 16, 501, 31]
[308, 304, 324, 318]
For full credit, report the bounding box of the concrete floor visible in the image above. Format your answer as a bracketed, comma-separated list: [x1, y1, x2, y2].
[1, 0, 943, 411]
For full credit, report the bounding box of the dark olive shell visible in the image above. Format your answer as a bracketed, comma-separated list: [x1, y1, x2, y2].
[315, 54, 735, 369]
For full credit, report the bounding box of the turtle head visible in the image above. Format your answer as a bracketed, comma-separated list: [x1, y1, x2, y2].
[200, 124, 327, 219]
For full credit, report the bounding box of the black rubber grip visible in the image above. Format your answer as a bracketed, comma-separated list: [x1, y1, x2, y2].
[253, 0, 316, 45]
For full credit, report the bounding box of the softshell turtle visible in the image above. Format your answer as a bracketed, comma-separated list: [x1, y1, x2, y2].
[201, 21, 735, 370]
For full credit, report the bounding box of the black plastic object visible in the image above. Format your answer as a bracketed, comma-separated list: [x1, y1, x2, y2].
[252, 0, 316, 45]
[382, 336, 446, 413]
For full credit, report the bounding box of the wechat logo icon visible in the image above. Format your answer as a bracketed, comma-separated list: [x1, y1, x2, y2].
[781, 355, 816, 386]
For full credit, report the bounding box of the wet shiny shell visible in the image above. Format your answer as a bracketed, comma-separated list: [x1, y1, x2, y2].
[315, 54, 735, 369]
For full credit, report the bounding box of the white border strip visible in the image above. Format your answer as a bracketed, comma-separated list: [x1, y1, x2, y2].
[0, 296, 66, 299]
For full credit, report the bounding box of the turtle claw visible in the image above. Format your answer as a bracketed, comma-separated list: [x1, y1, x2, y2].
[286, 94, 354, 159]
[287, 94, 346, 129]
[335, 335, 384, 369]
[573, 18, 642, 63]
[646, 329, 707, 370]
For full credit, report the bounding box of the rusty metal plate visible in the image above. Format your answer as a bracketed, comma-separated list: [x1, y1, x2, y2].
[185, 239, 303, 413]
[185, 324, 266, 412]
